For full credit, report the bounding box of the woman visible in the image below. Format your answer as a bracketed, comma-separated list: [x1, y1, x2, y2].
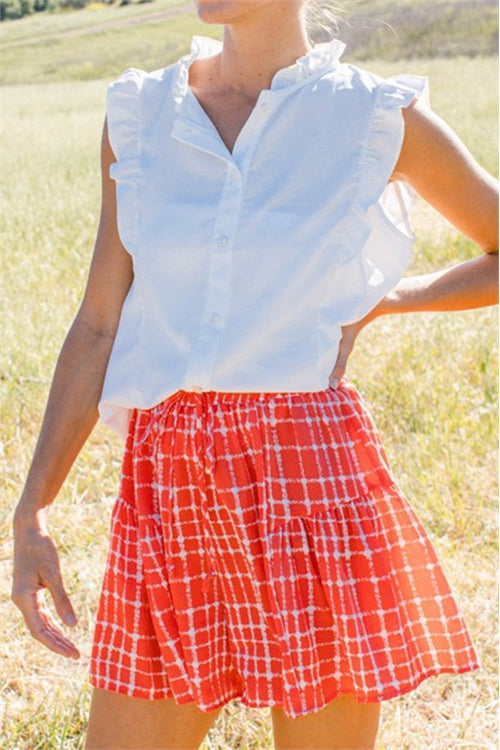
[12, 0, 498, 748]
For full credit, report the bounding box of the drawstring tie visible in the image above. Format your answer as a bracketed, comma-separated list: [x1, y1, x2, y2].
[197, 391, 219, 592]
[136, 390, 218, 594]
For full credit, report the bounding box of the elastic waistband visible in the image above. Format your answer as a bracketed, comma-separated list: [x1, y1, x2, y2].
[139, 379, 352, 414]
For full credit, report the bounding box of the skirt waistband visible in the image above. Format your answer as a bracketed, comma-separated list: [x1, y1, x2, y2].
[139, 379, 351, 413]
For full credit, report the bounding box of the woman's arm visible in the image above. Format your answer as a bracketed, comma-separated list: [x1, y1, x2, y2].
[11, 119, 133, 658]
[369, 253, 497, 319]
[329, 100, 498, 387]
[375, 98, 498, 315]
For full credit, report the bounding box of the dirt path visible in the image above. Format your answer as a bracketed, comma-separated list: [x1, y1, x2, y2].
[2, 1, 193, 48]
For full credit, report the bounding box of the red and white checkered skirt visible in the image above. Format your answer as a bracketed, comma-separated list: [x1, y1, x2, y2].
[89, 378, 480, 718]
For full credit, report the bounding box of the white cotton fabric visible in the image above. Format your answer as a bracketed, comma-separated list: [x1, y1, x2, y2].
[98, 35, 430, 440]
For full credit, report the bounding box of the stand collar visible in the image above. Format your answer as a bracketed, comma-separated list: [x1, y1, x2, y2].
[172, 34, 346, 109]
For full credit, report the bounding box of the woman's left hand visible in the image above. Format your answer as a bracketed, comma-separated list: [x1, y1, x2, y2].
[328, 310, 378, 389]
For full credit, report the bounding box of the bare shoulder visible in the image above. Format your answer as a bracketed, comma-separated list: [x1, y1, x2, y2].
[390, 98, 498, 254]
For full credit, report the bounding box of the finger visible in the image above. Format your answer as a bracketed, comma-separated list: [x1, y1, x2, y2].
[38, 606, 81, 659]
[36, 619, 81, 660]
[329, 333, 357, 388]
[328, 369, 343, 390]
[16, 590, 80, 659]
[328, 352, 348, 389]
[32, 609, 81, 660]
[45, 571, 78, 627]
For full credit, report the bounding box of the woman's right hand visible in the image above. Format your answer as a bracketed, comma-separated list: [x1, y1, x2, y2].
[12, 506, 80, 659]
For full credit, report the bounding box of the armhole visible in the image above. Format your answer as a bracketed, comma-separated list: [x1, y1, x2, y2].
[373, 74, 431, 244]
[378, 179, 416, 243]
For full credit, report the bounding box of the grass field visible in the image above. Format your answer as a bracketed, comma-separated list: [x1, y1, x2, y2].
[0, 0, 498, 83]
[0, 2, 498, 749]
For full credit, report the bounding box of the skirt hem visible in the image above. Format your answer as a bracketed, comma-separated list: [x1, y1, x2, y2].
[88, 660, 481, 718]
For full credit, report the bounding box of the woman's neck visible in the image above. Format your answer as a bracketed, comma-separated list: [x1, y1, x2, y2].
[211, 8, 312, 99]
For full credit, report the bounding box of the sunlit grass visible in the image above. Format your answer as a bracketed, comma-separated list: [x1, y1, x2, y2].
[0, 52, 497, 750]
[0, 0, 184, 42]
[0, 0, 497, 84]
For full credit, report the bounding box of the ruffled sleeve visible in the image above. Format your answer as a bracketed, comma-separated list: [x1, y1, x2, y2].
[328, 72, 430, 326]
[358, 72, 431, 223]
[106, 67, 145, 258]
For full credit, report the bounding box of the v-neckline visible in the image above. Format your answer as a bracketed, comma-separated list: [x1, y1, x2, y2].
[170, 35, 347, 165]
[185, 84, 267, 159]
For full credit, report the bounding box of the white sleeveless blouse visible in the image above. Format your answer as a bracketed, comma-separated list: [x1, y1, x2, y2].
[98, 35, 430, 439]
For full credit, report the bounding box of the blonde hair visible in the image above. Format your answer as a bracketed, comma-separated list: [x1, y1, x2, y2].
[305, 0, 344, 42]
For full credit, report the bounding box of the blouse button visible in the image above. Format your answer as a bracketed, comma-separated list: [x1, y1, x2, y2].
[216, 234, 228, 248]
[209, 312, 221, 324]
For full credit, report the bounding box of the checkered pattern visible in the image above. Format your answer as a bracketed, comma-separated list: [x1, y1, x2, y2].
[89, 378, 480, 718]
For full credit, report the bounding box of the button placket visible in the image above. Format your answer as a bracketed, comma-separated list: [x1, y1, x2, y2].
[183, 164, 243, 390]
[232, 93, 274, 174]
[215, 234, 228, 249]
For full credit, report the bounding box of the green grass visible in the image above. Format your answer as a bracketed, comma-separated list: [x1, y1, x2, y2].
[339, 0, 499, 60]
[0, 0, 498, 83]
[0, 6, 209, 84]
[0, 0, 211, 83]
[0, 0, 185, 41]
[0, 9, 498, 750]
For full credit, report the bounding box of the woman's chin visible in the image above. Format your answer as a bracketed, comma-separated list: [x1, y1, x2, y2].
[194, 0, 269, 25]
